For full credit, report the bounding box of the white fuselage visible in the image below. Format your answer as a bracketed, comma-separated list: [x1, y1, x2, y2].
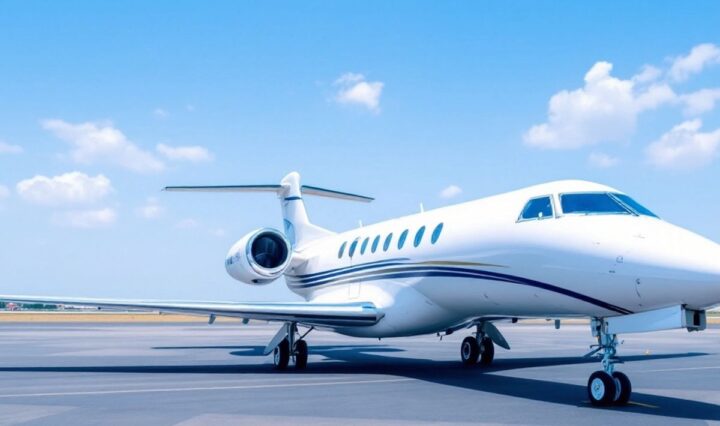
[276, 180, 720, 338]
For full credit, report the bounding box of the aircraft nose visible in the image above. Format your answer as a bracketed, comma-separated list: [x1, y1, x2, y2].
[677, 234, 720, 307]
[640, 223, 720, 308]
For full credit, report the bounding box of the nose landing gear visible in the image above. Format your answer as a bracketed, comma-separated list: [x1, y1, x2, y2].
[586, 319, 631, 406]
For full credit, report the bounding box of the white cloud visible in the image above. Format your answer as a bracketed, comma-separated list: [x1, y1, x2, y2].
[524, 62, 675, 149]
[0, 185, 9, 199]
[16, 172, 112, 205]
[334, 73, 384, 112]
[439, 185, 463, 199]
[669, 43, 720, 82]
[646, 119, 720, 170]
[41, 119, 164, 173]
[136, 197, 163, 219]
[153, 108, 169, 118]
[588, 152, 620, 168]
[156, 143, 213, 162]
[632, 65, 662, 84]
[54, 208, 117, 228]
[680, 88, 720, 115]
[0, 141, 23, 154]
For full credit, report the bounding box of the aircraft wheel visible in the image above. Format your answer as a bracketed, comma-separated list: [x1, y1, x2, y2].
[294, 340, 308, 370]
[273, 338, 290, 370]
[479, 337, 494, 366]
[460, 336, 480, 366]
[612, 371, 632, 405]
[587, 371, 617, 406]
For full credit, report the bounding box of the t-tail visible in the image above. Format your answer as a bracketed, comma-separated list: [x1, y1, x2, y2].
[164, 172, 373, 247]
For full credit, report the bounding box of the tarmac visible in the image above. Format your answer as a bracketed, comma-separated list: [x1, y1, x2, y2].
[0, 322, 718, 425]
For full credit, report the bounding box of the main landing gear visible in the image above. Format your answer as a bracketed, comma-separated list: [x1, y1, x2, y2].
[460, 324, 495, 367]
[586, 318, 631, 406]
[270, 322, 311, 370]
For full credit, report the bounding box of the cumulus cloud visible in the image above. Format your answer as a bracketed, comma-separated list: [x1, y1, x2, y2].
[588, 152, 620, 168]
[668, 43, 720, 82]
[439, 185, 463, 199]
[0, 141, 23, 154]
[41, 119, 164, 173]
[646, 119, 720, 170]
[334, 73, 384, 112]
[136, 197, 163, 219]
[54, 208, 117, 228]
[156, 143, 213, 162]
[524, 62, 675, 149]
[16, 172, 112, 205]
[680, 88, 720, 115]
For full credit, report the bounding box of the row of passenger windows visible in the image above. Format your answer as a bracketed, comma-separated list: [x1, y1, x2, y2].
[338, 223, 444, 258]
[519, 192, 658, 221]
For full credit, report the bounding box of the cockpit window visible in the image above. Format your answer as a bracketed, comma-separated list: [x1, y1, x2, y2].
[610, 193, 659, 218]
[560, 193, 631, 215]
[519, 196, 554, 221]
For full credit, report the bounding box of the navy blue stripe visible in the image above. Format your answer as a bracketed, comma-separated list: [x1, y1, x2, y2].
[284, 196, 302, 201]
[286, 258, 410, 281]
[288, 265, 632, 315]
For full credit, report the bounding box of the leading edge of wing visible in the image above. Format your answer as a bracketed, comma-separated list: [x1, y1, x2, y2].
[0, 295, 383, 327]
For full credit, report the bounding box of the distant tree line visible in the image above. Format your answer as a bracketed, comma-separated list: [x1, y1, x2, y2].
[0, 302, 59, 310]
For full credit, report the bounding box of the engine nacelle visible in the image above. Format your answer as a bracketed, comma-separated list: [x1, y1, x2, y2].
[225, 228, 292, 285]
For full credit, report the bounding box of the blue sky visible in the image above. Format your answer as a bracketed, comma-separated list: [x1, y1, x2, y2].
[1, 1, 719, 301]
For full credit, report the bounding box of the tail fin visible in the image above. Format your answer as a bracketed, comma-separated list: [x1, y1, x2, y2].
[164, 172, 373, 247]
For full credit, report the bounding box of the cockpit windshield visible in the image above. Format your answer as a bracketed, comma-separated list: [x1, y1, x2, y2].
[560, 192, 658, 218]
[610, 193, 658, 218]
[561, 193, 629, 215]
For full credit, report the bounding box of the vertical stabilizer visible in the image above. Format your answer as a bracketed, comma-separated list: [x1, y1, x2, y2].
[279, 172, 333, 247]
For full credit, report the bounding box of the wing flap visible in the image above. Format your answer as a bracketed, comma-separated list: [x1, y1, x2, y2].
[0, 295, 383, 327]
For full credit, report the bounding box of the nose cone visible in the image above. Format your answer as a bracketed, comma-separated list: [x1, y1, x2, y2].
[640, 222, 720, 309]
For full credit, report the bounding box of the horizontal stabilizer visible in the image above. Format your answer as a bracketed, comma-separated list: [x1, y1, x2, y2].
[164, 184, 373, 202]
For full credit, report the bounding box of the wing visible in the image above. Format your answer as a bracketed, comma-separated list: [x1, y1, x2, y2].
[0, 295, 383, 327]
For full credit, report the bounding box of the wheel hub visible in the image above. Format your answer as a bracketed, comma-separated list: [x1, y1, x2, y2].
[591, 377, 605, 400]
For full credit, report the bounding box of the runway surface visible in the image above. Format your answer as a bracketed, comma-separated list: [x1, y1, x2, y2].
[0, 322, 718, 425]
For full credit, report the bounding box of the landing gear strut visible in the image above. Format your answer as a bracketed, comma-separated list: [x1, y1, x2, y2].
[272, 322, 311, 370]
[460, 324, 495, 367]
[586, 318, 631, 406]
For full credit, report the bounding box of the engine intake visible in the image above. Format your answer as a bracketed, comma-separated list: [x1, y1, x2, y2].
[225, 228, 292, 285]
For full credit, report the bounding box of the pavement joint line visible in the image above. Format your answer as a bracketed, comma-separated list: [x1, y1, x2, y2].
[0, 377, 414, 399]
[636, 366, 720, 373]
[627, 401, 659, 409]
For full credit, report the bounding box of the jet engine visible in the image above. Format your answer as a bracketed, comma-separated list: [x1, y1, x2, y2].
[225, 228, 292, 285]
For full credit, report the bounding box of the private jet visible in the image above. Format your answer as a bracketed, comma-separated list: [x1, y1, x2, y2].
[3, 172, 719, 407]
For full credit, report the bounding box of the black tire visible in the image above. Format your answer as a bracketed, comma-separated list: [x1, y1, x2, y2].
[295, 340, 308, 370]
[588, 371, 617, 407]
[612, 371, 632, 405]
[460, 336, 480, 366]
[479, 337, 495, 366]
[273, 339, 290, 370]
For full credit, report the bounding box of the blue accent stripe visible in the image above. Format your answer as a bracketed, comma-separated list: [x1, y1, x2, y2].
[287, 258, 410, 281]
[284, 196, 303, 201]
[288, 264, 632, 315]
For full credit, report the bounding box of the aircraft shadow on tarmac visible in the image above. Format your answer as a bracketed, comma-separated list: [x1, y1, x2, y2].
[1, 345, 717, 421]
